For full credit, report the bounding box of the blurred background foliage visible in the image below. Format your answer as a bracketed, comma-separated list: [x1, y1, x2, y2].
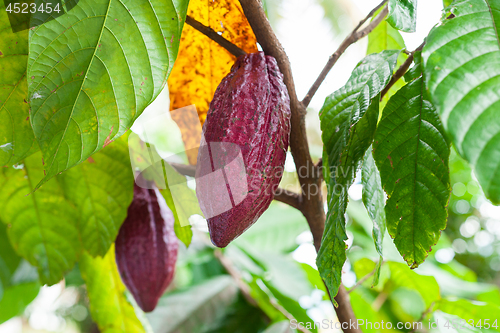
[2, 0, 500, 332]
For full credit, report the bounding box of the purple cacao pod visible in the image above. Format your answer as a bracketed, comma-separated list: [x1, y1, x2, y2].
[115, 183, 178, 312]
[196, 51, 291, 248]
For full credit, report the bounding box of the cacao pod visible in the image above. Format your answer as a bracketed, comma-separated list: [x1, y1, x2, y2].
[115, 183, 178, 312]
[196, 51, 291, 248]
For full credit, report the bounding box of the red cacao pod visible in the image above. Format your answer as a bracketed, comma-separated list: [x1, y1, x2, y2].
[115, 183, 178, 312]
[196, 51, 291, 248]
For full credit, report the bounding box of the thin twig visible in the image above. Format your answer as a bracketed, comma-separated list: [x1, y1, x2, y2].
[185, 16, 246, 58]
[214, 250, 259, 307]
[302, 0, 389, 108]
[380, 41, 426, 99]
[347, 261, 382, 294]
[409, 303, 435, 333]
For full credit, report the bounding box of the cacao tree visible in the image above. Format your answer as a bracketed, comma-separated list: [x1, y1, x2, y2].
[1, 0, 500, 332]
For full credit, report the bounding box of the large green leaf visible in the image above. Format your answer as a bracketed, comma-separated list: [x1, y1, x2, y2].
[422, 0, 500, 204]
[387, 0, 417, 33]
[361, 148, 386, 257]
[318, 50, 399, 299]
[27, 0, 189, 187]
[374, 73, 450, 267]
[0, 282, 40, 325]
[59, 139, 134, 257]
[0, 1, 36, 167]
[80, 248, 145, 333]
[0, 152, 80, 284]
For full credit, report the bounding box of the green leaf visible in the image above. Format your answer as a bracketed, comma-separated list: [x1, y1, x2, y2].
[437, 298, 500, 330]
[0, 282, 40, 325]
[373, 76, 450, 268]
[128, 133, 195, 247]
[422, 0, 500, 204]
[387, 262, 440, 308]
[159, 163, 197, 248]
[318, 50, 400, 299]
[387, 0, 417, 33]
[0, 152, 81, 284]
[0, 221, 21, 300]
[443, 0, 453, 7]
[146, 275, 239, 333]
[0, 1, 36, 167]
[28, 0, 189, 187]
[59, 138, 134, 257]
[80, 247, 145, 333]
[361, 148, 386, 257]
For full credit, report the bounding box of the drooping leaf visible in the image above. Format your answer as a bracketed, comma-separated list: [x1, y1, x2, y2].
[128, 132, 196, 247]
[59, 139, 134, 257]
[0, 282, 40, 325]
[168, 0, 258, 164]
[374, 75, 450, 268]
[158, 163, 198, 248]
[361, 148, 386, 257]
[0, 1, 36, 167]
[28, 0, 189, 187]
[387, 262, 440, 308]
[387, 0, 417, 33]
[146, 275, 239, 333]
[80, 247, 145, 333]
[317, 50, 399, 299]
[422, 0, 500, 204]
[0, 152, 80, 284]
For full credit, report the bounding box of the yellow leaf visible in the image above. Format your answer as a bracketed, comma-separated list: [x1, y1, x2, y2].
[168, 0, 257, 164]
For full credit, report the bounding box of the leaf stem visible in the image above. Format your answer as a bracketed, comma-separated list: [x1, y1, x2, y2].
[185, 16, 247, 58]
[380, 41, 426, 99]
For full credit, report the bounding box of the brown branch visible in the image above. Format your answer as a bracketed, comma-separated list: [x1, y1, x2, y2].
[274, 189, 301, 210]
[302, 1, 389, 108]
[380, 41, 426, 99]
[170, 162, 196, 177]
[185, 16, 246, 58]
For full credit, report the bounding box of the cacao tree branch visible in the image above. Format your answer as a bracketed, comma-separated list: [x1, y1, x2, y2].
[238, 1, 360, 332]
[274, 189, 301, 210]
[380, 41, 426, 99]
[185, 16, 247, 58]
[302, 0, 389, 108]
